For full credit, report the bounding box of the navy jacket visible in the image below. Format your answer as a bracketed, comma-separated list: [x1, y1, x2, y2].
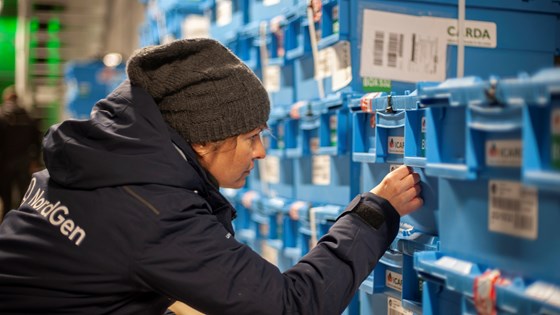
[0, 81, 400, 315]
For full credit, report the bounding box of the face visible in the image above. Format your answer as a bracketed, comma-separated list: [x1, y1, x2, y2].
[194, 127, 267, 189]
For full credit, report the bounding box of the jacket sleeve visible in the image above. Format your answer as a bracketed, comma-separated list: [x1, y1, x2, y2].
[133, 192, 399, 315]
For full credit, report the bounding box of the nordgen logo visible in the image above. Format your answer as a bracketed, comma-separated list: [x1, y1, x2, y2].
[21, 178, 86, 246]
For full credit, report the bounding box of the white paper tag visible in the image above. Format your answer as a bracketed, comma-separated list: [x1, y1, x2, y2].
[388, 136, 405, 154]
[486, 140, 522, 167]
[386, 270, 403, 292]
[387, 296, 413, 315]
[360, 10, 497, 82]
[488, 180, 538, 240]
[260, 156, 280, 184]
[264, 0, 281, 5]
[526, 281, 560, 308]
[264, 65, 281, 92]
[216, 0, 233, 26]
[182, 14, 210, 39]
[435, 256, 473, 275]
[312, 155, 331, 185]
[331, 41, 352, 91]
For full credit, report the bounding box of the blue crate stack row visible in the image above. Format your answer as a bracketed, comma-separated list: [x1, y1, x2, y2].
[136, 0, 560, 314]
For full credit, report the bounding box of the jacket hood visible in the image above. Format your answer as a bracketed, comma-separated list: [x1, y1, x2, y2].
[43, 81, 206, 190]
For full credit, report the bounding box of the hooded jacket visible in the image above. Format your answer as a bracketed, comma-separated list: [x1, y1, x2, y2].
[0, 81, 400, 315]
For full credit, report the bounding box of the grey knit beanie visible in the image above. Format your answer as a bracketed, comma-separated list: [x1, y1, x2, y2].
[126, 38, 270, 143]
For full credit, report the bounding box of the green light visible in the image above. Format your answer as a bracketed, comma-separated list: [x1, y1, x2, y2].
[47, 18, 61, 33]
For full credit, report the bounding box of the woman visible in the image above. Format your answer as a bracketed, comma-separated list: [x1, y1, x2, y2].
[0, 38, 422, 314]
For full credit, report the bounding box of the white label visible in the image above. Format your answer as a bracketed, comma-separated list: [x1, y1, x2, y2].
[264, 65, 281, 92]
[435, 256, 473, 275]
[486, 140, 522, 167]
[386, 270, 403, 292]
[260, 156, 280, 184]
[216, 0, 233, 26]
[526, 281, 560, 308]
[182, 14, 210, 39]
[316, 41, 352, 91]
[388, 136, 405, 154]
[444, 20, 497, 48]
[488, 180, 538, 240]
[316, 48, 332, 79]
[312, 155, 331, 185]
[264, 0, 281, 5]
[552, 108, 560, 135]
[331, 41, 352, 91]
[360, 10, 497, 82]
[387, 296, 413, 315]
[421, 116, 427, 133]
[361, 10, 448, 82]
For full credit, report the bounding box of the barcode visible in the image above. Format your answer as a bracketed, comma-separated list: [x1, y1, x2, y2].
[491, 197, 521, 212]
[389, 309, 404, 315]
[374, 31, 384, 66]
[514, 215, 534, 230]
[388, 33, 398, 68]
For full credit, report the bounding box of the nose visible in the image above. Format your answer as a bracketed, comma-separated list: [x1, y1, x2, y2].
[253, 136, 266, 160]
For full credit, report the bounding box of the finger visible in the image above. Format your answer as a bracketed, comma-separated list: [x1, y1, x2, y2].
[402, 172, 421, 188]
[388, 165, 411, 180]
[400, 197, 424, 216]
[402, 184, 422, 203]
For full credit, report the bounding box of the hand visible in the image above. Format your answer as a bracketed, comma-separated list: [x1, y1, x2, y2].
[370, 165, 423, 217]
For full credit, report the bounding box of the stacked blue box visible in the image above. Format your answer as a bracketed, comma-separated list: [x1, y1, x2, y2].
[209, 0, 248, 44]
[260, 105, 295, 199]
[234, 190, 260, 251]
[292, 0, 560, 103]
[236, 21, 262, 72]
[350, 90, 439, 236]
[262, 17, 296, 109]
[248, 0, 294, 23]
[415, 251, 560, 315]
[421, 70, 560, 286]
[419, 77, 490, 179]
[496, 68, 560, 191]
[255, 197, 285, 266]
[156, 0, 213, 40]
[65, 60, 126, 119]
[288, 93, 360, 206]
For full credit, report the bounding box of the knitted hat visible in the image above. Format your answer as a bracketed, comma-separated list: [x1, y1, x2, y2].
[126, 38, 270, 143]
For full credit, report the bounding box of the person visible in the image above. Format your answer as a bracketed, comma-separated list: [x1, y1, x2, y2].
[0, 85, 42, 220]
[0, 38, 422, 314]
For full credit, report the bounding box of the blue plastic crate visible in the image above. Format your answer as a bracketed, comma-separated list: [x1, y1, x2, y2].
[236, 21, 262, 71]
[290, 94, 360, 205]
[293, 0, 560, 102]
[415, 251, 560, 315]
[420, 76, 491, 179]
[438, 177, 560, 285]
[233, 190, 260, 249]
[500, 68, 560, 191]
[497, 278, 560, 314]
[248, 0, 294, 23]
[156, 0, 213, 40]
[359, 288, 416, 315]
[209, 0, 248, 44]
[65, 61, 126, 119]
[350, 89, 441, 236]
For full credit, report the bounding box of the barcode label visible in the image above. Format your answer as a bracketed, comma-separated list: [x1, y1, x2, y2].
[387, 296, 413, 315]
[374, 31, 384, 66]
[387, 33, 401, 68]
[488, 180, 538, 240]
[361, 10, 496, 83]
